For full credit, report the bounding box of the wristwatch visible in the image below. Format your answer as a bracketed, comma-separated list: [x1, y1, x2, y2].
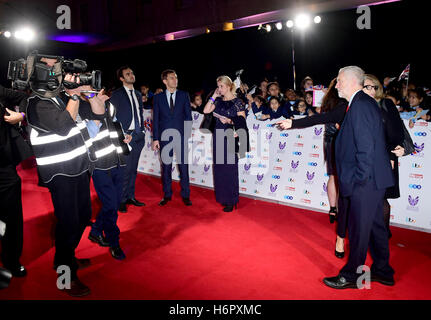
[70, 94, 80, 101]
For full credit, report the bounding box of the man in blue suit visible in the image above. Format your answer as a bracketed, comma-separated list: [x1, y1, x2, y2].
[152, 70, 192, 206]
[323, 66, 395, 289]
[109, 66, 146, 213]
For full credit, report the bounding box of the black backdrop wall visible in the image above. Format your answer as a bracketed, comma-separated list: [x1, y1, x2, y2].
[0, 0, 429, 95]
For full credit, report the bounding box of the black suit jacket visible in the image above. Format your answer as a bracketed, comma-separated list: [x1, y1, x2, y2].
[109, 87, 145, 134]
[335, 90, 394, 197]
[152, 90, 192, 141]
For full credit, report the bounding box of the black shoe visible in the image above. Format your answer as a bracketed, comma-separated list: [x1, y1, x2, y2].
[119, 202, 127, 213]
[223, 204, 237, 212]
[5, 265, 27, 277]
[329, 207, 338, 224]
[335, 250, 345, 259]
[110, 246, 126, 260]
[126, 198, 145, 207]
[159, 197, 171, 206]
[371, 273, 395, 286]
[88, 233, 110, 247]
[323, 275, 358, 289]
[182, 198, 192, 206]
[59, 278, 91, 297]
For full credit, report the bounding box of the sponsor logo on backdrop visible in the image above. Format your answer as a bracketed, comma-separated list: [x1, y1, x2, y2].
[147, 142, 152, 149]
[296, 134, 303, 139]
[294, 143, 303, 148]
[292, 151, 302, 156]
[308, 162, 318, 166]
[240, 187, 247, 191]
[268, 184, 278, 196]
[254, 189, 260, 194]
[144, 117, 152, 131]
[277, 142, 287, 153]
[200, 179, 206, 183]
[320, 202, 328, 207]
[253, 124, 260, 131]
[408, 184, 422, 189]
[406, 217, 416, 223]
[414, 122, 428, 127]
[414, 132, 427, 136]
[192, 156, 200, 166]
[255, 173, 265, 185]
[312, 145, 319, 149]
[409, 173, 423, 179]
[273, 166, 282, 171]
[191, 177, 196, 182]
[246, 154, 254, 159]
[309, 154, 319, 158]
[280, 133, 289, 138]
[313, 127, 323, 139]
[266, 132, 273, 140]
[412, 163, 422, 168]
[193, 113, 200, 121]
[406, 195, 420, 212]
[272, 175, 281, 180]
[322, 182, 328, 196]
[288, 178, 295, 183]
[202, 164, 211, 175]
[285, 186, 296, 191]
[304, 190, 311, 195]
[284, 195, 294, 200]
[301, 199, 311, 204]
[243, 163, 251, 175]
[257, 163, 267, 168]
[305, 171, 315, 185]
[290, 160, 299, 173]
[241, 179, 247, 183]
[412, 142, 425, 157]
[148, 169, 154, 173]
[276, 158, 282, 163]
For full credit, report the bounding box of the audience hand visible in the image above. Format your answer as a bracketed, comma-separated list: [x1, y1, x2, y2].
[4, 108, 24, 124]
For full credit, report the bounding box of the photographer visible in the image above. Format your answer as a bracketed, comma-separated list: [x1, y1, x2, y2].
[0, 84, 32, 287]
[25, 56, 105, 297]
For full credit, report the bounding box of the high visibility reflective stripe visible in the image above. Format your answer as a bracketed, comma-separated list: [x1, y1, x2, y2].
[95, 144, 116, 158]
[93, 129, 110, 142]
[109, 102, 115, 118]
[110, 131, 119, 138]
[30, 127, 81, 145]
[35, 145, 88, 166]
[116, 146, 123, 154]
[76, 122, 87, 130]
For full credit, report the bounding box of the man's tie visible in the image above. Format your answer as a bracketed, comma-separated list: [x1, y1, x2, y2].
[130, 89, 140, 132]
[170, 92, 174, 112]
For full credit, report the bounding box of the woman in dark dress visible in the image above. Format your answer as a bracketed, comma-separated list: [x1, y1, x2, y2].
[203, 75, 246, 212]
[277, 78, 349, 258]
[363, 74, 405, 238]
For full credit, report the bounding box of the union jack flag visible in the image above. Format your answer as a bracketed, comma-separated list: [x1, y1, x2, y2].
[398, 64, 410, 81]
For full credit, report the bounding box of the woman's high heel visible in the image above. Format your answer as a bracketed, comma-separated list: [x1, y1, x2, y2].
[329, 206, 338, 224]
[223, 204, 237, 212]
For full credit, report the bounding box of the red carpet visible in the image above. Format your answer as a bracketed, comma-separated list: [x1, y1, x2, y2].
[1, 166, 431, 300]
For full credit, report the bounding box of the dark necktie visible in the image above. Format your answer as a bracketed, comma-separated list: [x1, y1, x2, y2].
[170, 92, 174, 112]
[130, 90, 140, 132]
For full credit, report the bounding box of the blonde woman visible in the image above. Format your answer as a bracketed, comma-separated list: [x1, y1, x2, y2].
[203, 76, 246, 212]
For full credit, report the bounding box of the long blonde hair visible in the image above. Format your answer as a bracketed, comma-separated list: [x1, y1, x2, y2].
[216, 75, 236, 94]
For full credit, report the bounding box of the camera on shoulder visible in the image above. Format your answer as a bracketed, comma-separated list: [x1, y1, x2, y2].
[7, 50, 101, 95]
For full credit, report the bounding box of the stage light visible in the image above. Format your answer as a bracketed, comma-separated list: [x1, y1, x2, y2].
[265, 24, 272, 32]
[14, 27, 35, 41]
[295, 14, 311, 30]
[286, 20, 294, 28]
[314, 16, 321, 24]
[275, 22, 282, 30]
[4, 31, 11, 38]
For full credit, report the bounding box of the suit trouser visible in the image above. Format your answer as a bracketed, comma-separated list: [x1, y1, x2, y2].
[91, 166, 124, 247]
[47, 173, 92, 280]
[0, 165, 23, 269]
[339, 180, 394, 282]
[122, 131, 145, 202]
[160, 137, 190, 199]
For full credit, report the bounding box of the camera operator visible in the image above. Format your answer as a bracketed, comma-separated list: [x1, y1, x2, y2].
[0, 84, 32, 288]
[26, 57, 105, 297]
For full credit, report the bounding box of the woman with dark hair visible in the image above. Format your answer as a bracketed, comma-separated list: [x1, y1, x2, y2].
[277, 78, 348, 258]
[191, 93, 204, 114]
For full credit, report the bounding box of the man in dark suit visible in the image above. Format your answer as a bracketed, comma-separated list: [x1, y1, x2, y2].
[152, 70, 192, 206]
[0, 85, 32, 283]
[323, 66, 395, 289]
[109, 66, 146, 212]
